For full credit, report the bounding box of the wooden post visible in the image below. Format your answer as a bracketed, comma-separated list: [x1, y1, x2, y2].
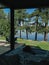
[10, 8, 15, 50]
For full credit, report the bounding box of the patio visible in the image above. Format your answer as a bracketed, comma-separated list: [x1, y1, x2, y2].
[0, 0, 49, 65]
[0, 41, 23, 54]
[0, 45, 49, 65]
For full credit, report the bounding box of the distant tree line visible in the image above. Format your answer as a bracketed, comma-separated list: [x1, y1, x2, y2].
[0, 8, 49, 41]
[14, 8, 49, 41]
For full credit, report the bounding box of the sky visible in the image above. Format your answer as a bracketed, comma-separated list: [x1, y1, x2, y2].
[3, 8, 35, 23]
[3, 8, 35, 14]
[3, 8, 10, 14]
[3, 8, 49, 25]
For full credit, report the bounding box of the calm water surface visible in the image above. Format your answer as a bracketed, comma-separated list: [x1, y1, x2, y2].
[15, 30, 49, 41]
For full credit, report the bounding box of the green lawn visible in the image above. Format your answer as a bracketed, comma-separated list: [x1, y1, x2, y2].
[0, 36, 49, 51]
[17, 38, 49, 51]
[0, 36, 6, 40]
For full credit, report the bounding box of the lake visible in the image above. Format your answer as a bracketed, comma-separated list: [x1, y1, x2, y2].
[15, 30, 49, 41]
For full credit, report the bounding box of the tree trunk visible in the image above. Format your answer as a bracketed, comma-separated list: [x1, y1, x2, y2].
[35, 15, 38, 41]
[44, 23, 48, 41]
[44, 11, 48, 41]
[22, 20, 24, 26]
[44, 32, 47, 41]
[35, 31, 37, 40]
[19, 19, 21, 38]
[26, 29, 28, 39]
[20, 29, 21, 38]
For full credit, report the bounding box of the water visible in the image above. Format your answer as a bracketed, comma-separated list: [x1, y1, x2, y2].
[15, 30, 49, 41]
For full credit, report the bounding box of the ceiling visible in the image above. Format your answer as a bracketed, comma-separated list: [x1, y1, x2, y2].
[0, 0, 49, 9]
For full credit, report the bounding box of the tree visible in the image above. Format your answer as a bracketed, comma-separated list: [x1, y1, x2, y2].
[40, 8, 49, 41]
[29, 8, 41, 40]
[14, 9, 28, 38]
[0, 9, 10, 38]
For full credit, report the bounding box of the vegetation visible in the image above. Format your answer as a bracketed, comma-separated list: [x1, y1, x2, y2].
[29, 8, 49, 41]
[0, 8, 49, 65]
[17, 38, 49, 51]
[0, 36, 5, 40]
[14, 8, 49, 41]
[14, 9, 28, 38]
[30, 8, 41, 40]
[0, 8, 49, 41]
[40, 8, 49, 41]
[0, 9, 10, 39]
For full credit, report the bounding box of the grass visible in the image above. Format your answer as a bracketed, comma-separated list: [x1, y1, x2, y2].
[0, 37, 49, 53]
[17, 38, 49, 51]
[0, 37, 49, 64]
[0, 36, 6, 40]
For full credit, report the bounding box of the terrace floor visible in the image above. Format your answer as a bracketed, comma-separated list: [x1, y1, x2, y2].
[0, 40, 23, 54]
[5, 45, 49, 62]
[0, 43, 49, 65]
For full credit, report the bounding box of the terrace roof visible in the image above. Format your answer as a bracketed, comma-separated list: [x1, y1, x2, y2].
[0, 0, 49, 9]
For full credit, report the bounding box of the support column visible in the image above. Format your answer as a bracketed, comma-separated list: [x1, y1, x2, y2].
[10, 8, 15, 50]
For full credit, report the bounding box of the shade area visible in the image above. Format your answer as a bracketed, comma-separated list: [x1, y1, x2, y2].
[0, 4, 6, 8]
[0, 0, 49, 9]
